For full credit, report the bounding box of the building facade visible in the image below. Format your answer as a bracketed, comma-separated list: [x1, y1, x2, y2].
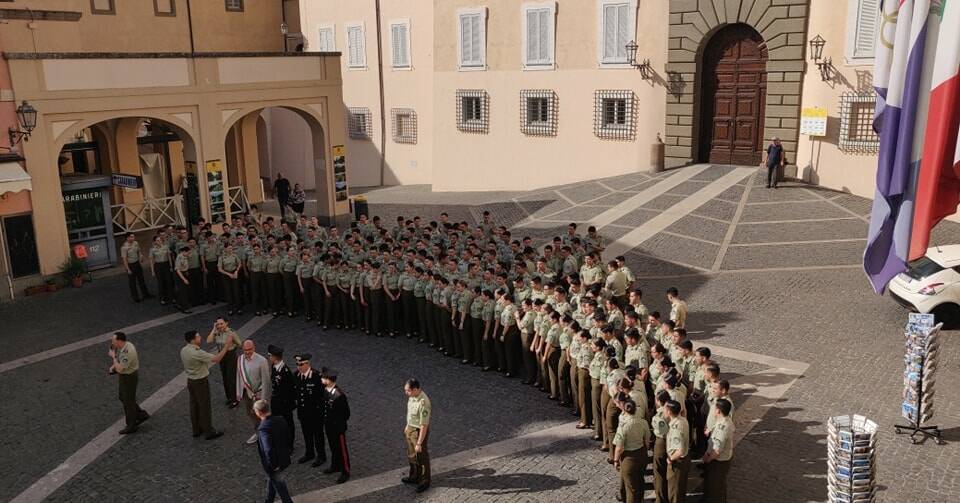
[300, 0, 889, 198]
[0, 0, 351, 299]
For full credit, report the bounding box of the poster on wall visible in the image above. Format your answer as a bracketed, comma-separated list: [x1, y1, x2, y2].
[206, 159, 226, 223]
[800, 107, 828, 136]
[332, 145, 348, 202]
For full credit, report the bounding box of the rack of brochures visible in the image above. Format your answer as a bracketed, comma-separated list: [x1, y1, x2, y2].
[827, 414, 877, 503]
[895, 313, 943, 445]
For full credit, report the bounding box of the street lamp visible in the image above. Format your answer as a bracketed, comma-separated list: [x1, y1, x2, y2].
[809, 35, 826, 61]
[625, 40, 653, 79]
[8, 101, 37, 146]
[808, 35, 833, 82]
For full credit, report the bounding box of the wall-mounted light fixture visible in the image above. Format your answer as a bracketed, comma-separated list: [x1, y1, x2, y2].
[8, 101, 37, 147]
[625, 40, 653, 79]
[809, 35, 833, 82]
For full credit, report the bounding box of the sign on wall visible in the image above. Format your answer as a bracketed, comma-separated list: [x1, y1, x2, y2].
[110, 173, 143, 189]
[332, 145, 348, 202]
[800, 107, 828, 136]
[205, 159, 226, 223]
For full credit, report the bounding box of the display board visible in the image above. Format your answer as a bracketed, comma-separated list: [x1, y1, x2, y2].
[827, 414, 877, 503]
[800, 107, 828, 136]
[206, 159, 226, 223]
[895, 313, 943, 444]
[332, 145, 347, 202]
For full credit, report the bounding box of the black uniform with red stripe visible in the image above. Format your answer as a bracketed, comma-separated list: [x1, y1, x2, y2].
[295, 369, 326, 462]
[323, 385, 351, 476]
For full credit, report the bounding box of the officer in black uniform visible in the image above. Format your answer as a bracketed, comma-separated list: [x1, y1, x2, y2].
[321, 368, 351, 484]
[268, 345, 297, 448]
[294, 353, 326, 467]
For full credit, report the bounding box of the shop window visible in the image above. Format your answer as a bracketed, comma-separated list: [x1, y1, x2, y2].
[839, 92, 880, 153]
[90, 0, 115, 15]
[3, 214, 40, 278]
[594, 90, 635, 140]
[392, 108, 418, 144]
[456, 90, 489, 133]
[347, 107, 372, 140]
[520, 89, 558, 136]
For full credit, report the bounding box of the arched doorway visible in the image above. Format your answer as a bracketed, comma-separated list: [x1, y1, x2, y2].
[697, 23, 767, 165]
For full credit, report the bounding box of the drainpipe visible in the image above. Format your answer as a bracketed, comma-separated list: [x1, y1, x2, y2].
[185, 0, 195, 55]
[374, 0, 387, 186]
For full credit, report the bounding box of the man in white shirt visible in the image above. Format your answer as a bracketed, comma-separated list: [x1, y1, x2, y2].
[237, 339, 273, 444]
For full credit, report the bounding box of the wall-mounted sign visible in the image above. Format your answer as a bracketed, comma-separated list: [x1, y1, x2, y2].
[205, 159, 226, 223]
[110, 173, 143, 189]
[800, 107, 828, 136]
[332, 145, 348, 202]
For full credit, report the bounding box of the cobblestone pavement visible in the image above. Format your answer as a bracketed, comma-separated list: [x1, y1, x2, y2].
[3, 165, 960, 502]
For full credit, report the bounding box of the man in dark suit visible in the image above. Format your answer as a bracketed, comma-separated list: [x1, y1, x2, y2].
[253, 399, 293, 503]
[268, 345, 297, 447]
[321, 369, 351, 484]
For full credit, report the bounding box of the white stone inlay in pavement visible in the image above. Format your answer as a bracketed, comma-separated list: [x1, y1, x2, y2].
[587, 164, 712, 229]
[0, 303, 219, 375]
[9, 315, 273, 503]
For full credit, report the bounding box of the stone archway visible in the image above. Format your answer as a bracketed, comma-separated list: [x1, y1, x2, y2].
[664, 0, 809, 170]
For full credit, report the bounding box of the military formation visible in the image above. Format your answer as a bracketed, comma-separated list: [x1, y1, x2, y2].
[122, 207, 736, 501]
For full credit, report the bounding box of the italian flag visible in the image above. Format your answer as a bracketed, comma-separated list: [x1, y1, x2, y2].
[910, 0, 960, 260]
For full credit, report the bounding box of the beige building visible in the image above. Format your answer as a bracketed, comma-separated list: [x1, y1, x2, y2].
[0, 0, 351, 299]
[300, 0, 888, 198]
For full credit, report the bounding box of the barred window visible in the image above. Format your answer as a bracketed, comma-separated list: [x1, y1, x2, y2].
[456, 90, 489, 133]
[520, 89, 558, 136]
[839, 92, 879, 153]
[392, 108, 418, 144]
[347, 107, 372, 140]
[594, 90, 635, 140]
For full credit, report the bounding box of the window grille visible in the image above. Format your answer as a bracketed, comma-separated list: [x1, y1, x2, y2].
[456, 90, 489, 134]
[347, 107, 372, 140]
[839, 92, 879, 154]
[594, 90, 636, 140]
[520, 89, 558, 136]
[392, 108, 418, 144]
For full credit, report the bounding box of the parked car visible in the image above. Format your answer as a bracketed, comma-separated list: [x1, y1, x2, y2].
[888, 245, 960, 328]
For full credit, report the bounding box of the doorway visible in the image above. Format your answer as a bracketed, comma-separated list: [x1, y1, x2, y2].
[698, 23, 767, 165]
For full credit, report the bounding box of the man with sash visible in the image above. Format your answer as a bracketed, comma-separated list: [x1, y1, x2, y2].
[237, 339, 272, 445]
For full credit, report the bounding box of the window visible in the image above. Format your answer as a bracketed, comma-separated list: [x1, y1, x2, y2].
[838, 92, 880, 153]
[347, 107, 372, 139]
[520, 89, 558, 136]
[594, 90, 635, 140]
[391, 20, 412, 69]
[318, 24, 336, 52]
[153, 0, 175, 17]
[90, 0, 115, 15]
[392, 108, 418, 144]
[456, 90, 489, 133]
[346, 23, 367, 69]
[225, 0, 244, 12]
[458, 7, 487, 70]
[598, 0, 635, 65]
[845, 0, 881, 62]
[3, 214, 40, 279]
[523, 3, 556, 69]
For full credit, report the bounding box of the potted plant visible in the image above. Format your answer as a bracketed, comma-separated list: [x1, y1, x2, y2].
[45, 278, 59, 292]
[59, 257, 87, 288]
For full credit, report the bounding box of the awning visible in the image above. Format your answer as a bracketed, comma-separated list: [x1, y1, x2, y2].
[0, 162, 32, 194]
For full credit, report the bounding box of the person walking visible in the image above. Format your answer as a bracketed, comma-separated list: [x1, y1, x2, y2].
[180, 330, 232, 440]
[253, 400, 294, 503]
[120, 232, 152, 303]
[762, 136, 785, 189]
[401, 379, 431, 493]
[321, 369, 351, 484]
[273, 173, 291, 220]
[268, 345, 298, 448]
[237, 339, 272, 445]
[207, 318, 242, 408]
[108, 332, 149, 434]
[294, 353, 327, 467]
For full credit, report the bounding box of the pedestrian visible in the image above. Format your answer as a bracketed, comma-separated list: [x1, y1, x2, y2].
[401, 379, 431, 493]
[701, 398, 734, 503]
[268, 345, 298, 448]
[180, 330, 232, 440]
[237, 339, 272, 445]
[613, 399, 650, 503]
[762, 136, 785, 189]
[321, 369, 351, 483]
[207, 317, 242, 408]
[294, 353, 327, 467]
[274, 173, 291, 220]
[108, 332, 150, 434]
[120, 232, 152, 303]
[253, 399, 294, 503]
[665, 399, 690, 503]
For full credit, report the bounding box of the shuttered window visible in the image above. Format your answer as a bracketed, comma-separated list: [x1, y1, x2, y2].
[458, 8, 486, 69]
[599, 1, 633, 65]
[523, 3, 555, 68]
[847, 0, 880, 61]
[391, 21, 411, 69]
[346, 23, 366, 69]
[318, 25, 336, 52]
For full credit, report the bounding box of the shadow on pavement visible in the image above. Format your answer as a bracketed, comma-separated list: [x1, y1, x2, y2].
[436, 467, 578, 494]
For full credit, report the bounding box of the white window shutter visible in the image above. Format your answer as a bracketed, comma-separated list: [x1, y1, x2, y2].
[602, 5, 617, 60]
[470, 14, 482, 63]
[319, 27, 334, 52]
[615, 4, 629, 60]
[526, 10, 539, 64]
[460, 15, 472, 65]
[347, 27, 359, 66]
[399, 24, 410, 67]
[854, 0, 879, 59]
[538, 9, 551, 63]
[391, 25, 402, 66]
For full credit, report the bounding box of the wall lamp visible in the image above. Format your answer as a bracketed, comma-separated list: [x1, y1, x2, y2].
[809, 35, 833, 82]
[8, 101, 37, 147]
[625, 40, 654, 79]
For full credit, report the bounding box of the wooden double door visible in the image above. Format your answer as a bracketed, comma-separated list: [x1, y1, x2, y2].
[699, 24, 767, 166]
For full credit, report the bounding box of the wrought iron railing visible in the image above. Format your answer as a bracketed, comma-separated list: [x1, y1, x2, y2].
[111, 195, 185, 233]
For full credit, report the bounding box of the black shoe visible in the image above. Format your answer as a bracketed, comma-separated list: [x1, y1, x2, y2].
[288, 312, 295, 318]
[322, 467, 337, 474]
[205, 430, 224, 440]
[119, 426, 138, 434]
[461, 360, 469, 364]
[415, 483, 430, 493]
[298, 455, 315, 464]
[311, 458, 327, 467]
[336, 473, 350, 484]
[401, 476, 418, 485]
[273, 312, 281, 318]
[482, 367, 491, 372]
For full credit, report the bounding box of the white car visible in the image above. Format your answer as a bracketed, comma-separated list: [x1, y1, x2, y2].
[888, 245, 960, 327]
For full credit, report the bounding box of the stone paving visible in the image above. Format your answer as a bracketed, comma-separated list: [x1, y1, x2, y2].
[3, 164, 960, 502]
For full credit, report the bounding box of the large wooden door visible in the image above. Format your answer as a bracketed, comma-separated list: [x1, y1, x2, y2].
[699, 24, 767, 165]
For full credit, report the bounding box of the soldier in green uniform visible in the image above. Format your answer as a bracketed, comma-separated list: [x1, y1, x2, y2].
[174, 245, 193, 313]
[400, 264, 418, 338]
[557, 315, 575, 407]
[247, 244, 268, 316]
[589, 338, 608, 441]
[651, 391, 670, 503]
[665, 400, 690, 503]
[186, 238, 203, 306]
[480, 289, 496, 370]
[613, 399, 650, 503]
[414, 268, 429, 343]
[542, 311, 562, 399]
[467, 287, 485, 366]
[337, 260, 356, 329]
[438, 277, 454, 356]
[500, 293, 520, 377]
[352, 262, 367, 333]
[366, 262, 384, 336]
[321, 258, 340, 329]
[120, 232, 152, 302]
[449, 280, 464, 358]
[265, 246, 284, 317]
[180, 329, 232, 440]
[296, 252, 316, 322]
[456, 281, 476, 364]
[218, 244, 243, 315]
[604, 356, 626, 461]
[402, 379, 432, 493]
[148, 235, 173, 306]
[201, 232, 221, 304]
[280, 248, 299, 317]
[702, 398, 734, 503]
[383, 262, 402, 337]
[604, 260, 628, 308]
[575, 330, 594, 429]
[312, 255, 327, 326]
